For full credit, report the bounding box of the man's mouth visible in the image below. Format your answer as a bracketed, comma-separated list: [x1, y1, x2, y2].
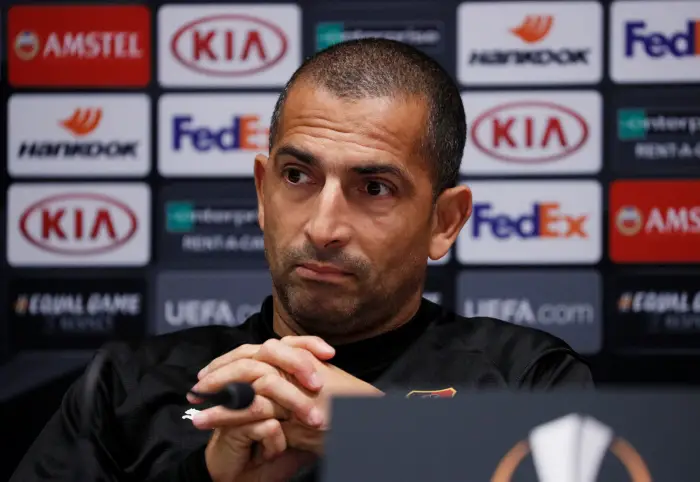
[296, 262, 352, 281]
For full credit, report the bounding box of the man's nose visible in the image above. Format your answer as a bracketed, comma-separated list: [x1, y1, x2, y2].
[304, 180, 352, 250]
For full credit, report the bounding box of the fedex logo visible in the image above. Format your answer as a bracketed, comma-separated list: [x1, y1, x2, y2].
[172, 115, 268, 152]
[611, 2, 700, 83]
[158, 94, 277, 177]
[457, 181, 601, 265]
[471, 202, 588, 239]
[625, 20, 699, 58]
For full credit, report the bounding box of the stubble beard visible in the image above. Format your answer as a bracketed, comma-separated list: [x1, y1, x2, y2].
[267, 243, 425, 340]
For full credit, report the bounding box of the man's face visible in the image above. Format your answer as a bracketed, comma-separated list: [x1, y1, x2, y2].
[255, 83, 438, 339]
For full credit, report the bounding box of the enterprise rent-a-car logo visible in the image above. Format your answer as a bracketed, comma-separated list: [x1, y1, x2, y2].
[166, 201, 262, 253]
[159, 182, 265, 268]
[315, 21, 444, 54]
[618, 108, 700, 162]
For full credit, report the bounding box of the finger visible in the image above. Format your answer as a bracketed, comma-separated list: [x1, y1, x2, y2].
[192, 358, 279, 396]
[190, 395, 287, 430]
[253, 373, 325, 428]
[198, 344, 259, 379]
[280, 336, 335, 360]
[239, 419, 287, 461]
[198, 336, 335, 380]
[280, 421, 326, 456]
[256, 419, 287, 460]
[255, 339, 323, 391]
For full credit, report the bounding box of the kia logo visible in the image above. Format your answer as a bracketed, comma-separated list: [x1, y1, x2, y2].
[19, 193, 138, 255]
[170, 14, 288, 76]
[471, 101, 589, 164]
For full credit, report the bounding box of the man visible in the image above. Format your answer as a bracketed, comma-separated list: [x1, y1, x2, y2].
[11, 38, 592, 482]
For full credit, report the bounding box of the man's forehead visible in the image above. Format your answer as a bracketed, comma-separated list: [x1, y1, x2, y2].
[282, 82, 428, 132]
[278, 84, 428, 157]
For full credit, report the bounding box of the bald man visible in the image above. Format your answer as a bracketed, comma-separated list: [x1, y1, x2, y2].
[11, 38, 592, 482]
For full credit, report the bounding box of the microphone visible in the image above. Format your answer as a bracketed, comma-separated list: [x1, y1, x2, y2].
[74, 348, 255, 481]
[188, 383, 256, 409]
[146, 360, 256, 410]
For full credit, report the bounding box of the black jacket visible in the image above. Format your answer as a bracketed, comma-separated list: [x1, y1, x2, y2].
[10, 296, 593, 481]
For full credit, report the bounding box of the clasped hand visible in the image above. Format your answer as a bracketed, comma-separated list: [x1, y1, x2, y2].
[186, 336, 382, 481]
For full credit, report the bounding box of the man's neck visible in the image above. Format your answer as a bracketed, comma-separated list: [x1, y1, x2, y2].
[271, 294, 423, 345]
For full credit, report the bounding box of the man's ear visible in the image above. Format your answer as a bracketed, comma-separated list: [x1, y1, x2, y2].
[254, 154, 268, 231]
[428, 185, 472, 261]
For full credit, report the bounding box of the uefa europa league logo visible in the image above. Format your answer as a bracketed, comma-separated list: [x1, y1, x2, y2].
[492, 413, 652, 482]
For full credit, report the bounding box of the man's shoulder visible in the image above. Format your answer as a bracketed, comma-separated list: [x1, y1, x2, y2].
[429, 306, 585, 383]
[441, 311, 573, 353]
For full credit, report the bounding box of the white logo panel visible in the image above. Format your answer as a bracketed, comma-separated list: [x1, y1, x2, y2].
[457, 181, 602, 264]
[611, 1, 700, 83]
[457, 1, 603, 85]
[158, 4, 301, 87]
[158, 94, 278, 177]
[7, 183, 151, 267]
[461, 91, 602, 175]
[529, 414, 614, 482]
[8, 94, 150, 177]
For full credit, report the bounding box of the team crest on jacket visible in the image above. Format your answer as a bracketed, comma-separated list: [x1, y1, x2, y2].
[406, 387, 457, 399]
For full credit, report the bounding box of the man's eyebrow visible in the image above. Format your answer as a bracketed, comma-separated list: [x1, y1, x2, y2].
[275, 144, 413, 183]
[274, 145, 319, 167]
[353, 164, 411, 182]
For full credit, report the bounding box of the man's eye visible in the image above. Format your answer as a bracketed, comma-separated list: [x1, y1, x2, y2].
[365, 181, 391, 197]
[284, 168, 310, 184]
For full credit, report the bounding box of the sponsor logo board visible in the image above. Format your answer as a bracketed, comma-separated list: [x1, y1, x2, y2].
[611, 274, 700, 354]
[158, 5, 301, 87]
[159, 182, 266, 268]
[610, 180, 700, 263]
[7, 183, 151, 267]
[315, 20, 444, 54]
[612, 89, 700, 174]
[8, 277, 146, 350]
[457, 270, 602, 354]
[461, 91, 602, 175]
[158, 94, 276, 177]
[457, 181, 602, 264]
[611, 1, 700, 83]
[155, 271, 270, 334]
[457, 1, 603, 85]
[8, 94, 150, 177]
[8, 5, 150, 87]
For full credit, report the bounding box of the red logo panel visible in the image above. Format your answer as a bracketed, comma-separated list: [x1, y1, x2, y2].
[610, 180, 700, 263]
[8, 5, 151, 87]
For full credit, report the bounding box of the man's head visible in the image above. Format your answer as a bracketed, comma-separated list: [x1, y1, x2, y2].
[254, 38, 472, 341]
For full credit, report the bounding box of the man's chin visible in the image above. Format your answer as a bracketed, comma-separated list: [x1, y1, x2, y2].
[286, 291, 359, 324]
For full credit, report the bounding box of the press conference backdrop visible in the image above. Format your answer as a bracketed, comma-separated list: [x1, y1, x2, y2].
[1, 0, 700, 475]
